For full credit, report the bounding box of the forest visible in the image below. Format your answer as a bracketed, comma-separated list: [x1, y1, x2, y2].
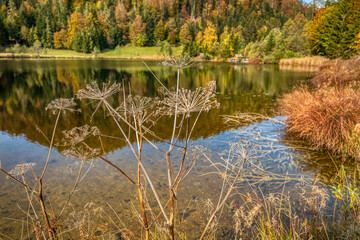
[0, 0, 359, 61]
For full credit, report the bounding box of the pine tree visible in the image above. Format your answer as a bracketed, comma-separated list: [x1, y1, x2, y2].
[6, 0, 19, 40]
[0, 19, 9, 45]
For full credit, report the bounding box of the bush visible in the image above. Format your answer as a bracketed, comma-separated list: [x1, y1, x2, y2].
[311, 58, 360, 88]
[280, 59, 360, 158]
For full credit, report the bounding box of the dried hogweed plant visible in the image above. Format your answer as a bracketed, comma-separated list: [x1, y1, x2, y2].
[0, 98, 82, 239]
[70, 54, 220, 239]
[1, 55, 222, 239]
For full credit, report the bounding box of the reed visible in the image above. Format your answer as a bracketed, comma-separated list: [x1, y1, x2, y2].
[279, 56, 329, 67]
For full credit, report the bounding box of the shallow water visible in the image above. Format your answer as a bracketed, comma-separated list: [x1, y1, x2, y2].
[0, 59, 334, 238]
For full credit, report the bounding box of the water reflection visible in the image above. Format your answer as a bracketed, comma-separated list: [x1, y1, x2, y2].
[0, 60, 312, 155]
[0, 60, 318, 238]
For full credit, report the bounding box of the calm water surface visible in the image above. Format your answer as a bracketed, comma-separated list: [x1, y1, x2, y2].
[0, 60, 336, 238]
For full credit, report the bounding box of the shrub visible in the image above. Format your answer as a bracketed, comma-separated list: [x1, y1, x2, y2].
[280, 58, 360, 158]
[280, 85, 360, 158]
[311, 58, 360, 88]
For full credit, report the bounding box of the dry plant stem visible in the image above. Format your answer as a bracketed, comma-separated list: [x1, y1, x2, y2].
[216, 145, 234, 210]
[107, 101, 165, 154]
[98, 136, 137, 186]
[104, 101, 170, 224]
[148, 153, 197, 230]
[199, 157, 246, 240]
[164, 68, 181, 240]
[0, 169, 36, 192]
[40, 111, 60, 181]
[38, 180, 55, 239]
[137, 136, 150, 240]
[20, 184, 46, 240]
[142, 61, 171, 94]
[172, 117, 190, 187]
[21, 176, 46, 240]
[0, 232, 16, 240]
[58, 161, 84, 219]
[99, 156, 137, 186]
[38, 110, 61, 239]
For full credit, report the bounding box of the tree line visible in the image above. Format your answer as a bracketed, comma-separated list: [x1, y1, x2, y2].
[0, 0, 359, 60]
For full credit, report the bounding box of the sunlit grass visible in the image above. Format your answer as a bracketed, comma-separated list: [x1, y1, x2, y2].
[279, 56, 329, 67]
[0, 45, 183, 59]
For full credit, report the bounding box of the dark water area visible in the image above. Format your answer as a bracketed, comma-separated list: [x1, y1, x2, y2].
[0, 59, 337, 238]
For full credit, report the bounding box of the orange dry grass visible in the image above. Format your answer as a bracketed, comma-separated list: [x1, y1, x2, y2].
[311, 59, 360, 88]
[279, 56, 329, 67]
[280, 86, 360, 157]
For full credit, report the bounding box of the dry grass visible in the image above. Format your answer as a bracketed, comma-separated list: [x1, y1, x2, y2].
[311, 58, 360, 88]
[279, 56, 329, 67]
[280, 58, 360, 158]
[281, 86, 360, 157]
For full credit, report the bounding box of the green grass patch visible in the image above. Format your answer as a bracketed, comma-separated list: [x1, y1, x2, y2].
[0, 45, 184, 60]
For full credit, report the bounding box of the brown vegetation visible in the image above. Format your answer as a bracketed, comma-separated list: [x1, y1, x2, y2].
[280, 58, 360, 158]
[279, 56, 329, 67]
[311, 59, 360, 88]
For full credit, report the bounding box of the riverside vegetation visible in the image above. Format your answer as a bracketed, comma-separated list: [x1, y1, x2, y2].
[1, 56, 360, 239]
[280, 58, 360, 159]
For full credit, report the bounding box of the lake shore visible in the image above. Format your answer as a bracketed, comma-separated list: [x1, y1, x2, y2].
[0, 48, 329, 66]
[0, 46, 183, 61]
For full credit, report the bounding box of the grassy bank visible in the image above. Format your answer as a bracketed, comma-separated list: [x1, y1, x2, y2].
[0, 45, 183, 60]
[279, 56, 329, 67]
[280, 58, 360, 158]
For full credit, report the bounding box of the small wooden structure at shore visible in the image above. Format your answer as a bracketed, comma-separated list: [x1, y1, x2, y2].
[228, 54, 249, 63]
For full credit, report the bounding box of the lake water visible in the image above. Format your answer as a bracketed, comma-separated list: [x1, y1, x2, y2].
[0, 60, 338, 238]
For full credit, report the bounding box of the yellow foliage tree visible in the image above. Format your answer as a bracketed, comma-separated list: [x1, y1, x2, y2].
[199, 21, 218, 55]
[66, 11, 86, 48]
[129, 15, 147, 46]
[352, 32, 360, 51]
[53, 29, 68, 49]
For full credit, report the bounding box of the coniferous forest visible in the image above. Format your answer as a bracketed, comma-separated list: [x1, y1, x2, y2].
[0, 0, 359, 60]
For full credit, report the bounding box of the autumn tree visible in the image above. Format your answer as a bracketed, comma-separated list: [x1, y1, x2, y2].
[129, 15, 147, 46]
[280, 14, 308, 55]
[197, 21, 218, 56]
[307, 0, 360, 58]
[180, 21, 192, 44]
[155, 20, 167, 41]
[53, 29, 68, 49]
[66, 11, 86, 48]
[166, 18, 178, 44]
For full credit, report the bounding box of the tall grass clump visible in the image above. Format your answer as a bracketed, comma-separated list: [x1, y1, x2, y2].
[279, 56, 329, 67]
[280, 58, 360, 158]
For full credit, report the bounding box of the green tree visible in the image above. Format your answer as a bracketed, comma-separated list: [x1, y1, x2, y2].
[179, 21, 192, 44]
[183, 41, 200, 57]
[265, 29, 276, 53]
[0, 19, 9, 46]
[6, 0, 20, 40]
[307, 0, 360, 58]
[108, 26, 125, 47]
[32, 40, 42, 58]
[129, 15, 147, 46]
[115, 45, 122, 56]
[159, 41, 172, 56]
[156, 20, 167, 41]
[92, 46, 100, 58]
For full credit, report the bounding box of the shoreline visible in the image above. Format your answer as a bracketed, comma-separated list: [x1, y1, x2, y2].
[0, 53, 172, 61]
[0, 52, 329, 67]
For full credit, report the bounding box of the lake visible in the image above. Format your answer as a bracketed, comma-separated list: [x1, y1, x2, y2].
[0, 59, 338, 238]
